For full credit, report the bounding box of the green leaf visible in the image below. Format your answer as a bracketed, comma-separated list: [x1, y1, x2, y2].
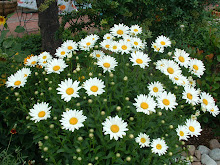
[14, 26, 25, 33]
[56, 149, 65, 153]
[217, 55, 220, 62]
[0, 30, 9, 43]
[3, 40, 14, 49]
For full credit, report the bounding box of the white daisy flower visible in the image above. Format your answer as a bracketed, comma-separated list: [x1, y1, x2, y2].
[155, 59, 168, 71]
[151, 138, 168, 156]
[200, 92, 215, 109]
[97, 55, 118, 73]
[45, 58, 68, 74]
[100, 39, 112, 50]
[25, 55, 38, 67]
[118, 40, 132, 54]
[91, 50, 105, 59]
[38, 51, 52, 62]
[151, 42, 164, 53]
[131, 37, 146, 50]
[130, 24, 142, 36]
[103, 33, 114, 40]
[61, 40, 78, 52]
[55, 47, 69, 59]
[6, 73, 27, 88]
[102, 115, 128, 140]
[38, 60, 49, 68]
[170, 74, 189, 86]
[188, 76, 196, 87]
[182, 86, 200, 105]
[133, 94, 157, 114]
[185, 119, 202, 137]
[157, 91, 178, 111]
[129, 51, 151, 68]
[188, 59, 205, 78]
[83, 77, 105, 96]
[56, 78, 82, 102]
[109, 41, 120, 53]
[207, 105, 219, 117]
[161, 60, 182, 78]
[155, 35, 171, 48]
[176, 125, 190, 141]
[173, 48, 190, 68]
[148, 81, 165, 97]
[87, 34, 100, 42]
[78, 36, 95, 51]
[123, 35, 133, 43]
[60, 109, 87, 132]
[135, 133, 150, 148]
[110, 23, 129, 38]
[29, 102, 51, 123]
[15, 67, 31, 78]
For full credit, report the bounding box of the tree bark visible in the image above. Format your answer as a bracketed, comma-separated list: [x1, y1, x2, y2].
[36, 0, 62, 55]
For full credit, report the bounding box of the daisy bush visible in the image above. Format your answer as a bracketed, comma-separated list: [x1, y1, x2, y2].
[4, 23, 219, 164]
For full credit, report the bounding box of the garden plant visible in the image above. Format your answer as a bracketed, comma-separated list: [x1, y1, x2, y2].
[2, 22, 219, 164]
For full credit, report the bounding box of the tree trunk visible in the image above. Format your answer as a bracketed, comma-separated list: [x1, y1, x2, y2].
[36, 0, 62, 55]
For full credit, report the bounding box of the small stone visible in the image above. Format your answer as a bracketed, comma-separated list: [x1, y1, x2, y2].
[216, 161, 220, 165]
[181, 151, 187, 157]
[192, 162, 202, 165]
[201, 154, 217, 165]
[195, 150, 201, 161]
[193, 156, 200, 162]
[210, 139, 220, 150]
[198, 145, 211, 155]
[209, 148, 220, 161]
[188, 145, 196, 156]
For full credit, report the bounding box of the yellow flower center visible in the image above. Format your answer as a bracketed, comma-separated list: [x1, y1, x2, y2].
[127, 39, 131, 42]
[90, 86, 98, 92]
[163, 99, 170, 106]
[179, 131, 184, 136]
[211, 108, 214, 112]
[136, 59, 143, 64]
[31, 61, 36, 65]
[203, 99, 208, 105]
[105, 45, 110, 48]
[24, 74, 27, 77]
[134, 29, 138, 32]
[38, 111, 46, 117]
[160, 41, 166, 45]
[113, 46, 117, 49]
[61, 51, 65, 55]
[69, 117, 78, 125]
[107, 37, 111, 39]
[14, 80, 21, 86]
[110, 124, 119, 133]
[174, 77, 179, 80]
[156, 144, 162, 150]
[153, 45, 157, 48]
[43, 56, 47, 59]
[140, 102, 149, 109]
[43, 61, 47, 64]
[167, 67, 174, 74]
[187, 93, 193, 100]
[153, 87, 159, 92]
[117, 30, 123, 35]
[178, 56, 185, 62]
[193, 65, 199, 70]
[86, 42, 91, 46]
[96, 54, 101, 57]
[121, 45, 127, 50]
[68, 46, 73, 50]
[66, 88, 74, 95]
[53, 65, 60, 71]
[189, 126, 195, 132]
[103, 63, 110, 68]
[140, 138, 146, 143]
[134, 41, 138, 45]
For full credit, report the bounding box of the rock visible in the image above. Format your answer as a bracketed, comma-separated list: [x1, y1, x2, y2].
[209, 148, 220, 161]
[198, 145, 210, 155]
[195, 150, 201, 160]
[188, 145, 196, 156]
[181, 151, 187, 157]
[216, 160, 220, 165]
[210, 139, 220, 150]
[193, 156, 200, 162]
[201, 154, 217, 165]
[192, 162, 202, 165]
